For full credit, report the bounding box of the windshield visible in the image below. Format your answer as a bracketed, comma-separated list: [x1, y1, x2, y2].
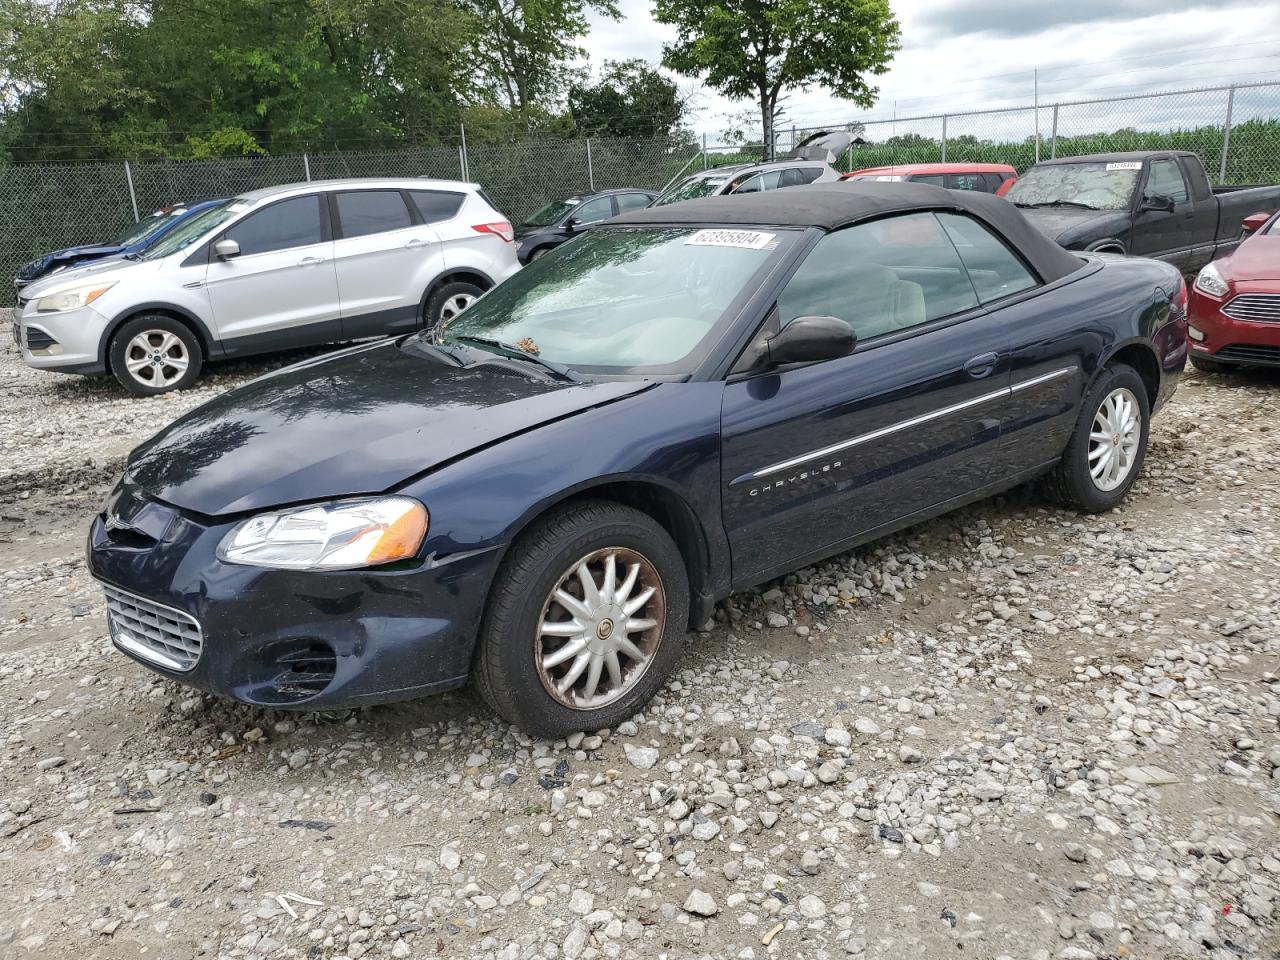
[1006, 162, 1139, 210]
[138, 199, 246, 260]
[112, 210, 178, 246]
[523, 199, 578, 226]
[428, 226, 794, 375]
[651, 173, 729, 207]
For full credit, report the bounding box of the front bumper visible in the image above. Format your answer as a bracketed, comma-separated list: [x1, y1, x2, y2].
[1189, 288, 1280, 366]
[87, 490, 498, 709]
[15, 300, 111, 374]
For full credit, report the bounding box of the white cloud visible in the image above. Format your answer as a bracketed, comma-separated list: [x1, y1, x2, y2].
[582, 0, 1280, 141]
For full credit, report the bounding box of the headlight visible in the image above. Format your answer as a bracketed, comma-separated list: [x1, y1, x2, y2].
[217, 497, 428, 570]
[1193, 262, 1229, 298]
[35, 281, 116, 313]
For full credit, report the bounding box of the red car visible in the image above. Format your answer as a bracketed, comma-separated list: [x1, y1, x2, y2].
[1187, 211, 1280, 372]
[841, 163, 1018, 196]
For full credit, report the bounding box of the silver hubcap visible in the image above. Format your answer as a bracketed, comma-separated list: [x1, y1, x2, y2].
[124, 330, 189, 388]
[439, 293, 475, 324]
[536, 548, 666, 711]
[1088, 387, 1141, 492]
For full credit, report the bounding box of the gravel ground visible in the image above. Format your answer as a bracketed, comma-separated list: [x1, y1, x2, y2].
[0, 333, 1277, 960]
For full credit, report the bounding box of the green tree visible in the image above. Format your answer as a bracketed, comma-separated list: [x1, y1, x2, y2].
[567, 59, 688, 139]
[465, 0, 619, 129]
[0, 0, 480, 159]
[653, 0, 900, 158]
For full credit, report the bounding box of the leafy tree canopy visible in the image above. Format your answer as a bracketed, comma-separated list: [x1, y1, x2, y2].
[0, 0, 632, 159]
[567, 59, 688, 140]
[653, 0, 900, 157]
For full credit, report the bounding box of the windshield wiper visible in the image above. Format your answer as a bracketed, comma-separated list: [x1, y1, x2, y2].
[450, 335, 584, 383]
[123, 252, 142, 260]
[1015, 200, 1099, 210]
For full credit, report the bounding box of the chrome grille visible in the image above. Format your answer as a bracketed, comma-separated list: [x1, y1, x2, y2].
[103, 583, 202, 672]
[1222, 294, 1280, 323]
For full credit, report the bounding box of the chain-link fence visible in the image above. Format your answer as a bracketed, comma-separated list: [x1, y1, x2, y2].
[777, 81, 1280, 183]
[2, 82, 1280, 306]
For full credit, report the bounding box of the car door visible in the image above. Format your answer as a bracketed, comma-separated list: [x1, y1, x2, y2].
[719, 211, 1013, 587]
[331, 189, 438, 338]
[203, 193, 341, 348]
[1131, 158, 1194, 270]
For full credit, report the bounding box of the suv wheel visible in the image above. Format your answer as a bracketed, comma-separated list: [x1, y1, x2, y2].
[424, 281, 483, 333]
[108, 315, 203, 396]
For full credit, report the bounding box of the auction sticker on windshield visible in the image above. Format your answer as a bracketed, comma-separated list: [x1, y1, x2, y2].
[685, 229, 776, 249]
[1105, 162, 1143, 171]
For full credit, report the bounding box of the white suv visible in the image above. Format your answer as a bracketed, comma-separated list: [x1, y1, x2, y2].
[14, 178, 520, 394]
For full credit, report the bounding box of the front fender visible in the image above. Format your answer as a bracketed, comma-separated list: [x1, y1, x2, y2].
[398, 380, 729, 604]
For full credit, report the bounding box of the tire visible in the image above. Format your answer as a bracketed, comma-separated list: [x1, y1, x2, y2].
[473, 501, 689, 737]
[108, 314, 203, 396]
[527, 246, 548, 262]
[423, 281, 483, 333]
[1189, 355, 1234, 374]
[1045, 363, 1149, 513]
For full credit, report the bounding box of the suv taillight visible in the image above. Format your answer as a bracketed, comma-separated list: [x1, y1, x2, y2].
[1175, 275, 1188, 314]
[472, 222, 514, 243]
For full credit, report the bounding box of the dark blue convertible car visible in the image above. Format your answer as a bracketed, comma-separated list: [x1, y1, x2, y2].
[89, 183, 1187, 735]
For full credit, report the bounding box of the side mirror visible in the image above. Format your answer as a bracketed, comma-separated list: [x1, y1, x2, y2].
[1242, 212, 1271, 234]
[766, 316, 856, 366]
[213, 238, 241, 259]
[1141, 194, 1175, 214]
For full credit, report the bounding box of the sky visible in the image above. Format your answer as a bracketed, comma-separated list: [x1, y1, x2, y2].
[582, 0, 1280, 141]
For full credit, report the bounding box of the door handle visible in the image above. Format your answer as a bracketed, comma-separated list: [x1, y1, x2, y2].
[404, 238, 426, 248]
[964, 352, 999, 379]
[298, 256, 326, 266]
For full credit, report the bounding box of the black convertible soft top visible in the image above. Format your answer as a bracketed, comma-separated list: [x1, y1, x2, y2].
[612, 181, 1085, 283]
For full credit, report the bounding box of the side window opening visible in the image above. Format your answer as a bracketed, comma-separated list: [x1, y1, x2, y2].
[1146, 159, 1188, 204]
[774, 212, 980, 341]
[223, 195, 323, 256]
[335, 190, 414, 238]
[935, 212, 1039, 303]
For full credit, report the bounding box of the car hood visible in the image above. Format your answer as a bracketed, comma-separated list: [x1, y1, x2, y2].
[1014, 206, 1124, 244]
[1228, 234, 1280, 281]
[18, 243, 125, 277]
[125, 339, 654, 516]
[20, 256, 154, 298]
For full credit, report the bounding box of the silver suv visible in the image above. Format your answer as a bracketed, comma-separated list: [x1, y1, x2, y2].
[14, 178, 520, 394]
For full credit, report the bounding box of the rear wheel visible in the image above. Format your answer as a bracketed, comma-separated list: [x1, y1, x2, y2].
[1189, 355, 1234, 374]
[1045, 363, 1149, 513]
[424, 281, 483, 334]
[108, 315, 203, 396]
[473, 501, 689, 737]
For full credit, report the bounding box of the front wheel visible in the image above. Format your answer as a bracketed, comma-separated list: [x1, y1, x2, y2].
[472, 501, 689, 736]
[108, 315, 203, 396]
[1045, 363, 1149, 513]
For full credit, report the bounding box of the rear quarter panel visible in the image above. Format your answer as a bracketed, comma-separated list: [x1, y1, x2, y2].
[998, 255, 1184, 472]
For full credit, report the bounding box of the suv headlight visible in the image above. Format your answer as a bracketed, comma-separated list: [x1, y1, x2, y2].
[217, 497, 428, 570]
[1193, 262, 1229, 298]
[35, 281, 116, 313]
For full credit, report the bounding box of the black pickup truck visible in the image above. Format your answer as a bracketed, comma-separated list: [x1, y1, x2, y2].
[1006, 151, 1280, 276]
